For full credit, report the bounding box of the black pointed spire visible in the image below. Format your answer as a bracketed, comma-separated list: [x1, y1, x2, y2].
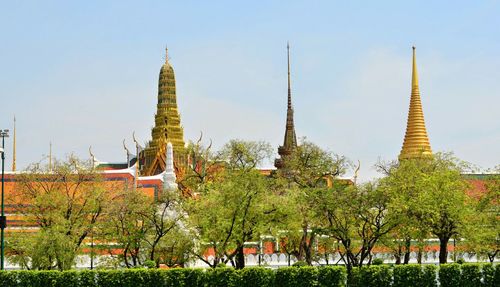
[275, 42, 298, 169]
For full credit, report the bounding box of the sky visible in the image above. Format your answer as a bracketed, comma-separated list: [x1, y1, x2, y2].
[0, 1, 499, 181]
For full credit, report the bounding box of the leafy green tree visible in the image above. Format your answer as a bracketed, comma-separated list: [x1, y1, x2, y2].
[274, 140, 350, 265]
[463, 173, 499, 262]
[186, 139, 275, 269]
[102, 187, 150, 267]
[380, 153, 472, 264]
[8, 156, 111, 270]
[313, 182, 397, 271]
[103, 186, 190, 268]
[277, 139, 349, 188]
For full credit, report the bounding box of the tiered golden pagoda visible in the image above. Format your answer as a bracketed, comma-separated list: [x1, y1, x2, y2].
[399, 47, 432, 160]
[140, 48, 186, 176]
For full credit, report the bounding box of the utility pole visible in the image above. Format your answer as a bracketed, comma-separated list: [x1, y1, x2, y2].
[0, 129, 10, 270]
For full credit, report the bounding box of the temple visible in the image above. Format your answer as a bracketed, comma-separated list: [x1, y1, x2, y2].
[399, 47, 433, 160]
[274, 43, 298, 169]
[139, 47, 186, 176]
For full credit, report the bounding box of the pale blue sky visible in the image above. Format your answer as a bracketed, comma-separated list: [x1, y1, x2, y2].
[1, 1, 499, 180]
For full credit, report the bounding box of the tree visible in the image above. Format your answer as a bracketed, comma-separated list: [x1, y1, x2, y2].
[377, 159, 429, 264]
[380, 153, 472, 264]
[463, 173, 499, 262]
[313, 182, 397, 271]
[278, 139, 349, 188]
[142, 190, 186, 266]
[103, 186, 189, 268]
[8, 156, 112, 270]
[187, 169, 273, 269]
[102, 187, 150, 268]
[274, 139, 350, 265]
[186, 139, 275, 269]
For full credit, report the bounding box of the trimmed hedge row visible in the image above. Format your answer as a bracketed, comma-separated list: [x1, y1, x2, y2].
[0, 264, 497, 287]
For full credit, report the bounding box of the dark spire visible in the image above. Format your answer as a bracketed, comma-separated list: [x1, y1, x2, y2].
[275, 42, 297, 169]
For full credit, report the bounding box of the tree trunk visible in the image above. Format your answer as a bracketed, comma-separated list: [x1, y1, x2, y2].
[403, 238, 411, 264]
[235, 245, 245, 269]
[417, 246, 423, 264]
[394, 244, 402, 265]
[439, 237, 449, 264]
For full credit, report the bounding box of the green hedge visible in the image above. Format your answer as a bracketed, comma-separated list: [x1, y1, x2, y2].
[0, 264, 497, 287]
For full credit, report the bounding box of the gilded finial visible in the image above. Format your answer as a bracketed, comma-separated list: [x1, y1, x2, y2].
[412, 46, 418, 88]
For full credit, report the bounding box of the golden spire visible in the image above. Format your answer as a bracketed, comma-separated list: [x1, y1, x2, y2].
[12, 116, 16, 171]
[399, 47, 432, 160]
[49, 142, 52, 171]
[165, 46, 168, 63]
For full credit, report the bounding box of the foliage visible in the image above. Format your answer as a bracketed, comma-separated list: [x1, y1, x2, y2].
[371, 258, 384, 265]
[8, 156, 112, 270]
[186, 139, 276, 269]
[292, 260, 308, 267]
[460, 264, 482, 287]
[277, 139, 349, 188]
[102, 187, 190, 268]
[313, 182, 397, 270]
[1, 264, 499, 287]
[205, 268, 240, 287]
[350, 265, 392, 287]
[463, 174, 499, 263]
[393, 265, 421, 287]
[273, 139, 350, 266]
[275, 267, 300, 287]
[438, 264, 462, 287]
[421, 265, 438, 287]
[380, 153, 473, 264]
[317, 266, 347, 287]
[239, 267, 274, 287]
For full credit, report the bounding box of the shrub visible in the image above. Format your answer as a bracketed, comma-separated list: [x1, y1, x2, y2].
[78, 270, 98, 287]
[292, 261, 308, 267]
[421, 265, 438, 287]
[393, 265, 423, 287]
[1, 264, 495, 287]
[0, 271, 19, 287]
[496, 264, 500, 286]
[439, 264, 461, 287]
[56, 270, 79, 287]
[239, 267, 274, 287]
[143, 260, 156, 269]
[15, 271, 40, 287]
[371, 258, 384, 265]
[455, 258, 465, 264]
[206, 267, 239, 287]
[460, 264, 481, 287]
[295, 266, 319, 287]
[141, 269, 164, 287]
[182, 268, 206, 287]
[275, 267, 300, 287]
[354, 265, 392, 287]
[163, 269, 185, 287]
[347, 267, 361, 287]
[120, 269, 148, 287]
[482, 264, 495, 287]
[317, 266, 346, 287]
[95, 270, 124, 287]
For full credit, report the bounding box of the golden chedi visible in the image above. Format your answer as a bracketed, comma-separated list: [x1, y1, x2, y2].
[399, 47, 432, 160]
